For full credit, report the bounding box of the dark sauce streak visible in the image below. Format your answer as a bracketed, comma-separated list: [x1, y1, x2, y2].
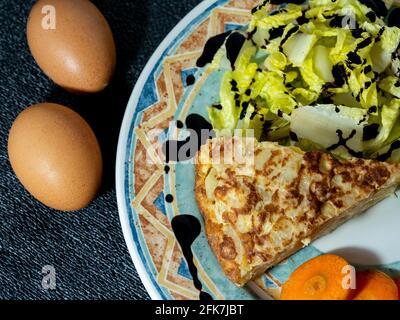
[240, 101, 250, 120]
[358, 0, 388, 18]
[186, 113, 213, 138]
[356, 37, 373, 50]
[388, 8, 400, 28]
[346, 37, 373, 68]
[329, 15, 346, 28]
[296, 11, 310, 25]
[358, 115, 368, 125]
[332, 64, 348, 87]
[280, 25, 299, 49]
[366, 11, 377, 22]
[270, 0, 306, 4]
[165, 194, 174, 203]
[269, 10, 281, 16]
[377, 141, 400, 161]
[196, 31, 232, 67]
[375, 27, 385, 42]
[251, 0, 269, 14]
[163, 114, 214, 163]
[363, 123, 380, 141]
[327, 130, 363, 157]
[351, 27, 364, 38]
[263, 120, 273, 134]
[186, 74, 196, 86]
[230, 79, 239, 92]
[171, 215, 213, 300]
[269, 25, 285, 40]
[225, 32, 246, 70]
[363, 65, 372, 74]
[347, 51, 362, 66]
[290, 131, 299, 142]
[247, 27, 258, 42]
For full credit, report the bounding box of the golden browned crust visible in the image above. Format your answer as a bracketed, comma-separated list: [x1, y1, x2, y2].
[195, 137, 400, 286]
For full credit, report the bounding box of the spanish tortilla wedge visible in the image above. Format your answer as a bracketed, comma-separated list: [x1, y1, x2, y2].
[195, 137, 400, 286]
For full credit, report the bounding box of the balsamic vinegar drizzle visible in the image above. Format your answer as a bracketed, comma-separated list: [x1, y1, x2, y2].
[225, 33, 246, 70]
[171, 215, 213, 300]
[165, 194, 174, 203]
[366, 11, 377, 22]
[388, 8, 400, 28]
[251, 0, 269, 14]
[327, 130, 363, 158]
[163, 114, 214, 163]
[270, 0, 306, 4]
[279, 25, 300, 50]
[269, 25, 285, 40]
[358, 0, 388, 18]
[332, 64, 348, 87]
[196, 31, 232, 67]
[186, 74, 196, 86]
[368, 105, 377, 114]
[239, 101, 250, 120]
[296, 11, 310, 25]
[377, 141, 400, 161]
[186, 113, 213, 137]
[212, 104, 223, 110]
[329, 15, 348, 28]
[290, 131, 299, 142]
[363, 123, 380, 141]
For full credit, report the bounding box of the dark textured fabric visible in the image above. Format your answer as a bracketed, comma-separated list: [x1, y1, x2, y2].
[0, 0, 200, 300]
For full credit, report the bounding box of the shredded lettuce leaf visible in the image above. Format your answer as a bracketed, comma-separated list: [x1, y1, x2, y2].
[206, 0, 400, 161]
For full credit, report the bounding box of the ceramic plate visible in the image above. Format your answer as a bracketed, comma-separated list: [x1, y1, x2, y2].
[116, 0, 400, 300]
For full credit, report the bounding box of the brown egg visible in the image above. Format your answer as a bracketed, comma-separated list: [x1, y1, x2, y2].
[27, 0, 116, 93]
[8, 103, 103, 211]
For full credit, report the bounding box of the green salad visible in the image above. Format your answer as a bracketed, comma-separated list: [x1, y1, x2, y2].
[207, 0, 400, 162]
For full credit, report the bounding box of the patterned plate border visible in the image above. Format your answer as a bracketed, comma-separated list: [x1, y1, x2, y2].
[116, 0, 249, 300]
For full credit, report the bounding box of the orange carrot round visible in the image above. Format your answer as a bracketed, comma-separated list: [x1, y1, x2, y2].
[395, 278, 400, 300]
[280, 254, 352, 300]
[353, 271, 398, 300]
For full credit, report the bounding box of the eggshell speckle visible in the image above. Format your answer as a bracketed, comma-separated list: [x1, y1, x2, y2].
[8, 103, 103, 211]
[27, 0, 116, 93]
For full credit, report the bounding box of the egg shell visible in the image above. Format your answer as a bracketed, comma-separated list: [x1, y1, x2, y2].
[27, 0, 116, 93]
[8, 103, 103, 211]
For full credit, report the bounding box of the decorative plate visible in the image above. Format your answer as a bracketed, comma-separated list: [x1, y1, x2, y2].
[116, 0, 400, 300]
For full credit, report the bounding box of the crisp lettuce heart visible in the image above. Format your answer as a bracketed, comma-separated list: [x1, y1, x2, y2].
[206, 0, 400, 162]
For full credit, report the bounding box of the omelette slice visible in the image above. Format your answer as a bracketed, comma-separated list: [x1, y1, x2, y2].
[195, 137, 400, 287]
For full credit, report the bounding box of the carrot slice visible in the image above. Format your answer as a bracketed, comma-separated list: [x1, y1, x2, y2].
[353, 271, 398, 300]
[280, 254, 352, 300]
[395, 279, 400, 300]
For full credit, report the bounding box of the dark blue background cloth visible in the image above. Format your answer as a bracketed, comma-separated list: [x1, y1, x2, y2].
[0, 0, 200, 300]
